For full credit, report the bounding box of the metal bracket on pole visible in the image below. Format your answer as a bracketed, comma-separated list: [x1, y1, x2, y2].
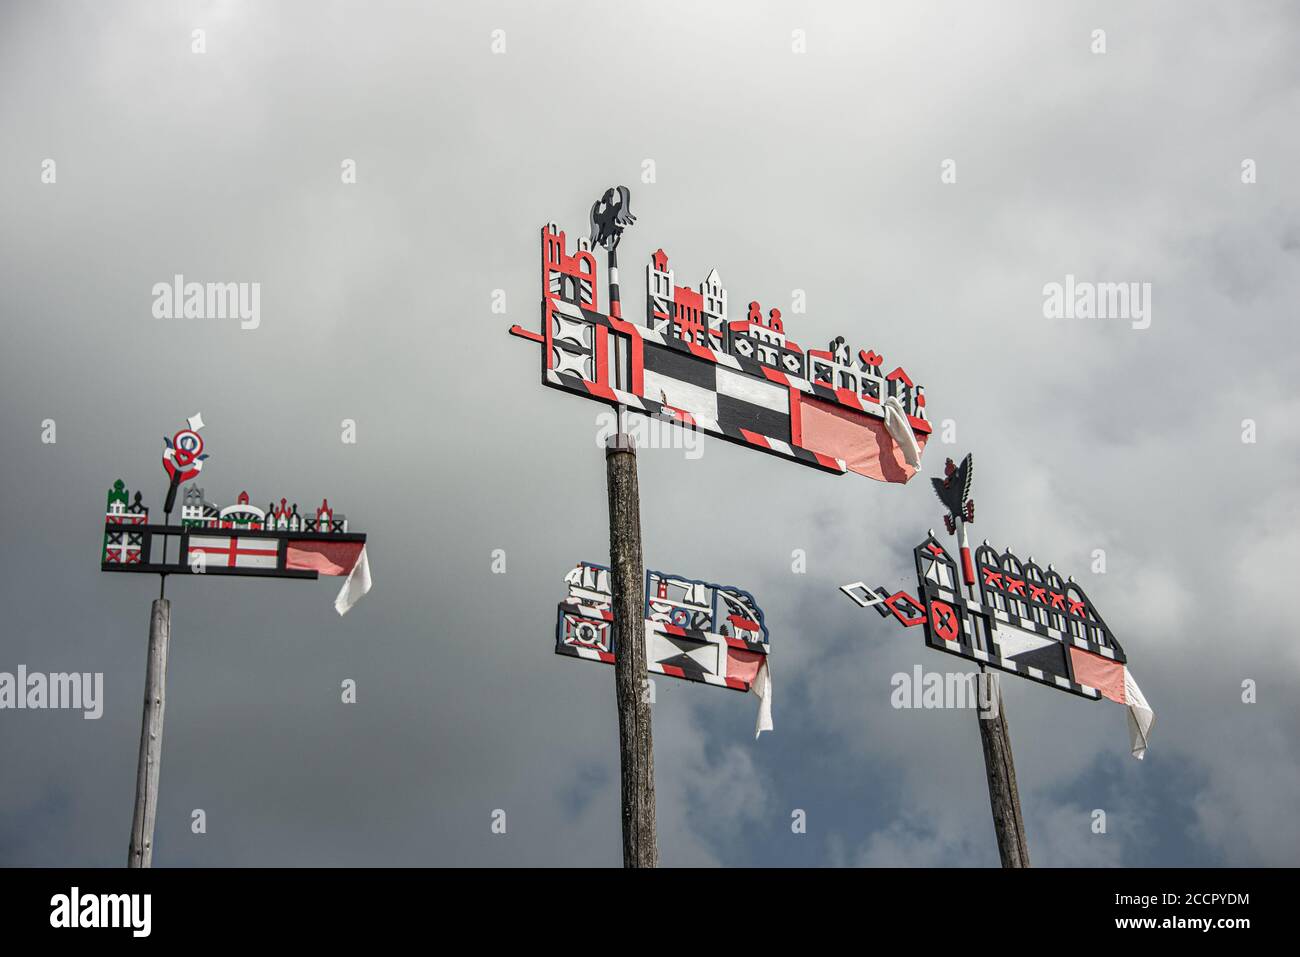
[605, 432, 636, 455]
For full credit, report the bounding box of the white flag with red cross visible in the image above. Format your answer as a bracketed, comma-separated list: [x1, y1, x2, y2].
[187, 535, 279, 570]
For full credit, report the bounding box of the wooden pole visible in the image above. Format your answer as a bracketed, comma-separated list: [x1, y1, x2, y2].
[956, 516, 1029, 867]
[128, 597, 171, 868]
[605, 432, 658, 868]
[975, 669, 1031, 867]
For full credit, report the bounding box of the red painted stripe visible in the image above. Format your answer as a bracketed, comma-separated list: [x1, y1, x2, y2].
[738, 428, 770, 448]
[789, 387, 803, 447]
[834, 387, 864, 410]
[662, 407, 696, 427]
[687, 342, 715, 362]
[724, 677, 748, 690]
[586, 380, 617, 402]
[508, 324, 544, 344]
[659, 665, 686, 679]
[594, 325, 609, 387]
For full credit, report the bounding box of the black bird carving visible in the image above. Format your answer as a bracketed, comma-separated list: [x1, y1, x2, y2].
[932, 454, 975, 534]
[589, 185, 636, 251]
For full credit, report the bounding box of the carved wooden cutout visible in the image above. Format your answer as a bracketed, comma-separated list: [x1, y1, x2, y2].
[510, 187, 933, 483]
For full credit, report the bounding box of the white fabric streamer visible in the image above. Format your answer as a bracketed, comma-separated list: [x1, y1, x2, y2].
[1124, 668, 1155, 759]
[334, 545, 372, 616]
[883, 395, 922, 469]
[752, 658, 773, 738]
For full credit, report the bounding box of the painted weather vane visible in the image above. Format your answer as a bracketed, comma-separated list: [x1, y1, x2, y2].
[509, 184, 931, 483]
[555, 562, 772, 736]
[102, 413, 372, 614]
[840, 453, 1154, 757]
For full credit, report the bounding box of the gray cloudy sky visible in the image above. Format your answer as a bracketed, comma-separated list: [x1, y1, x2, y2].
[2, 0, 1298, 867]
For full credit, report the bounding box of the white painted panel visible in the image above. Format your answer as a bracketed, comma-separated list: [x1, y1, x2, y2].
[643, 369, 719, 421]
[715, 366, 788, 412]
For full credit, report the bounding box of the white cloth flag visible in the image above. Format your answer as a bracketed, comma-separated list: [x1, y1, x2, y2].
[883, 395, 922, 469]
[334, 545, 372, 616]
[1068, 646, 1155, 759]
[752, 658, 773, 738]
[1124, 668, 1155, 760]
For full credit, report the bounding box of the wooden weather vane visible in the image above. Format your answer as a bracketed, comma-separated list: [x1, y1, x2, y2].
[556, 562, 772, 736]
[840, 453, 1154, 865]
[102, 413, 371, 605]
[509, 185, 933, 483]
[102, 414, 373, 869]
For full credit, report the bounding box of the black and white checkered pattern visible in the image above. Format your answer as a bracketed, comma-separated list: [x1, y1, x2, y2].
[543, 296, 847, 473]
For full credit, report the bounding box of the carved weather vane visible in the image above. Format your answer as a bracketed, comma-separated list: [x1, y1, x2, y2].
[509, 184, 933, 483]
[555, 561, 772, 737]
[840, 453, 1153, 758]
[102, 414, 372, 614]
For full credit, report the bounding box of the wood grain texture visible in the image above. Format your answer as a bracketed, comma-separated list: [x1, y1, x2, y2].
[977, 672, 1031, 868]
[128, 598, 170, 868]
[605, 440, 658, 868]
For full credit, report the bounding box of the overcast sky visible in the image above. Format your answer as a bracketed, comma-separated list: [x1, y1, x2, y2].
[1, 0, 1297, 867]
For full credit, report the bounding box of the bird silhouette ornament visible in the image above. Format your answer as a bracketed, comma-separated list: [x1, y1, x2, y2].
[933, 453, 975, 534]
[589, 185, 636, 251]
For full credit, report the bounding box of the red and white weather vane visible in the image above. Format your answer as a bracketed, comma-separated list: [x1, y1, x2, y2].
[841, 452, 1154, 758]
[103, 413, 372, 615]
[509, 185, 933, 483]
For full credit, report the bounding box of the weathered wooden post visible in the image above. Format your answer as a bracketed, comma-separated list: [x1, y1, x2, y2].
[955, 506, 1030, 868]
[128, 597, 171, 868]
[974, 669, 1030, 867]
[605, 434, 657, 867]
[589, 187, 657, 867]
